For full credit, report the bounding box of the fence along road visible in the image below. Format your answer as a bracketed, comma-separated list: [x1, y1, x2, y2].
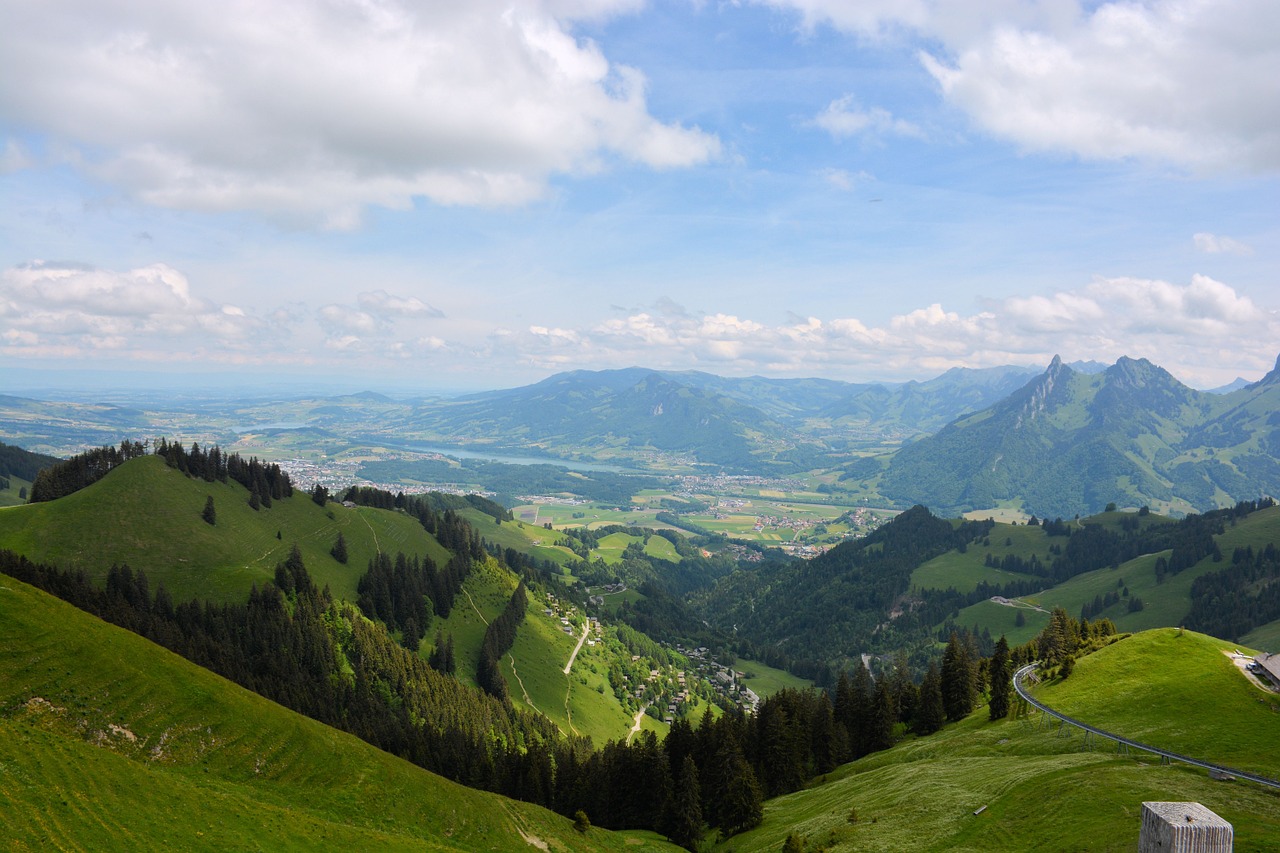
[1013, 663, 1280, 790]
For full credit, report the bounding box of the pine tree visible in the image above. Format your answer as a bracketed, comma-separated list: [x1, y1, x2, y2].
[201, 495, 216, 525]
[940, 632, 975, 722]
[988, 635, 1012, 720]
[915, 662, 945, 735]
[331, 532, 348, 564]
[869, 677, 895, 752]
[717, 748, 763, 836]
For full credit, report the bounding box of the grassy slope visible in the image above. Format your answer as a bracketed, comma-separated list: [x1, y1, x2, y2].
[0, 456, 449, 603]
[911, 522, 1049, 593]
[431, 558, 644, 745]
[0, 475, 32, 507]
[715, 629, 1280, 852]
[1033, 628, 1280, 778]
[0, 576, 679, 852]
[459, 508, 579, 568]
[738, 658, 815, 698]
[942, 507, 1280, 644]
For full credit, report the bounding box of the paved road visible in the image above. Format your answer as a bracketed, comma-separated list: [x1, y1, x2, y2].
[563, 621, 589, 675]
[1013, 664, 1280, 790]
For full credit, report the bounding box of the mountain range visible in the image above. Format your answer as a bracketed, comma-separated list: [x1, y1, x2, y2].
[1, 354, 1276, 518]
[876, 354, 1280, 518]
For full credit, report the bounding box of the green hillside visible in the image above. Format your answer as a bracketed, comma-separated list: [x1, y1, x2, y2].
[0, 575, 679, 852]
[0, 455, 449, 603]
[1033, 628, 1280, 778]
[935, 506, 1280, 646]
[712, 630, 1280, 852]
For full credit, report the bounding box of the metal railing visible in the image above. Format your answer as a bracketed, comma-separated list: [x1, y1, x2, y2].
[1012, 663, 1280, 790]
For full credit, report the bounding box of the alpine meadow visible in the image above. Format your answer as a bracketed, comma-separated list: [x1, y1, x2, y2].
[2, 1, 1279, 850]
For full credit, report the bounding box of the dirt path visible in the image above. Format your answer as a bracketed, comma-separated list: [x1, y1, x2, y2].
[356, 510, 381, 554]
[508, 653, 559, 732]
[989, 595, 1048, 613]
[557, 622, 591, 738]
[626, 705, 649, 746]
[463, 587, 489, 626]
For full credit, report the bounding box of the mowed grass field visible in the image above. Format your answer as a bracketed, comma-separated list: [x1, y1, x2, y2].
[0, 456, 449, 604]
[712, 629, 1280, 853]
[738, 658, 814, 698]
[0, 576, 681, 852]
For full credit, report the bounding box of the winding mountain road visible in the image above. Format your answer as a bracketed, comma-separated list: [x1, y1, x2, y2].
[1013, 664, 1280, 790]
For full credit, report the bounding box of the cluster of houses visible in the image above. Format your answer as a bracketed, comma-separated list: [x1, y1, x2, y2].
[676, 473, 808, 494]
[677, 645, 761, 715]
[626, 660, 699, 724]
[542, 593, 581, 636]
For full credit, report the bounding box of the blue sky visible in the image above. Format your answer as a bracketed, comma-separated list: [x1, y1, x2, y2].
[1, 0, 1277, 393]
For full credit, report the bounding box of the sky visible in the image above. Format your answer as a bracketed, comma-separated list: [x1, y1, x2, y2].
[1, 0, 1277, 394]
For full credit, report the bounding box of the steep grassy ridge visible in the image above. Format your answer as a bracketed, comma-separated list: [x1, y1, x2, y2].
[0, 576, 679, 852]
[0, 456, 448, 603]
[1033, 628, 1280, 778]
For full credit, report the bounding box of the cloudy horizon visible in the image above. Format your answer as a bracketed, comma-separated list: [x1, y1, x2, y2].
[2, 0, 1277, 392]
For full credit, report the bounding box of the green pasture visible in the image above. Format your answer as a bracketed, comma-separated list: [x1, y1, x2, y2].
[738, 658, 814, 698]
[0, 475, 31, 507]
[0, 576, 680, 852]
[714, 629, 1280, 852]
[431, 558, 518, 690]
[0, 456, 447, 604]
[1034, 628, 1280, 779]
[459, 507, 579, 565]
[944, 506, 1280, 641]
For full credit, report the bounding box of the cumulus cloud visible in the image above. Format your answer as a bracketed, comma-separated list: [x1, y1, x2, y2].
[766, 0, 1280, 173]
[3, 261, 1274, 387]
[812, 96, 922, 140]
[358, 290, 445, 319]
[317, 288, 446, 349]
[0, 261, 263, 356]
[0, 0, 720, 225]
[484, 276, 1279, 386]
[1194, 232, 1253, 255]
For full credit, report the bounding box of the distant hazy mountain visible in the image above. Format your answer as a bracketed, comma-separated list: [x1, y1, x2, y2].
[1208, 377, 1251, 394]
[403, 365, 1055, 470]
[406, 367, 820, 470]
[876, 354, 1280, 518]
[816, 365, 1041, 435]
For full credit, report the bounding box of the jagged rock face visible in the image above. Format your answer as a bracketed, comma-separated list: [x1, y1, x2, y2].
[879, 353, 1280, 518]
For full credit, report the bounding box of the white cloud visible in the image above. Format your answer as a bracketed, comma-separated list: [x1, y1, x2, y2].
[767, 0, 1280, 173]
[812, 96, 922, 140]
[358, 290, 445, 319]
[0, 261, 263, 353]
[488, 276, 1279, 386]
[0, 0, 720, 224]
[1194, 232, 1253, 255]
[3, 261, 1274, 388]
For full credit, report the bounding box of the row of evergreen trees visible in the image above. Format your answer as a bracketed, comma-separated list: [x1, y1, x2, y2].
[29, 440, 147, 502]
[156, 439, 294, 504]
[356, 551, 471, 652]
[1186, 542, 1280, 641]
[477, 583, 529, 701]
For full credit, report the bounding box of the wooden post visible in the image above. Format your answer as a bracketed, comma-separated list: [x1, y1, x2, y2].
[1139, 802, 1232, 852]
